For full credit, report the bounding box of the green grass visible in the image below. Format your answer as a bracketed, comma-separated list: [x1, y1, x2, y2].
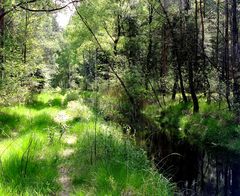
[71, 124, 173, 195]
[143, 99, 240, 152]
[0, 91, 173, 195]
[0, 92, 65, 195]
[0, 135, 60, 195]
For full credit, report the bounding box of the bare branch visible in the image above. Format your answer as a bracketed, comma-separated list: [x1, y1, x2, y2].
[0, 0, 38, 19]
[0, 0, 79, 19]
[19, 0, 80, 13]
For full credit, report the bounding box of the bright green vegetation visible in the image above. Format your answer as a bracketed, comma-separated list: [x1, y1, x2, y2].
[2, 0, 240, 195]
[0, 92, 173, 195]
[143, 99, 240, 152]
[95, 90, 240, 153]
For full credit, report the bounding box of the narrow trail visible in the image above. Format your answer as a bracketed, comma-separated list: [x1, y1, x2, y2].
[58, 134, 77, 196]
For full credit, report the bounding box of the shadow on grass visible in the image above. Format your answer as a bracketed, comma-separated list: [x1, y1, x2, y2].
[0, 110, 61, 139]
[28, 113, 60, 131]
[1, 145, 60, 195]
[0, 112, 22, 129]
[67, 116, 87, 127]
[0, 112, 27, 138]
[26, 98, 64, 111]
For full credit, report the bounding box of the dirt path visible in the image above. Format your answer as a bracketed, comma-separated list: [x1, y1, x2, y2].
[58, 134, 77, 196]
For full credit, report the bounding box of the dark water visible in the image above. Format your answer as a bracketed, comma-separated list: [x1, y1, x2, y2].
[144, 130, 240, 196]
[132, 114, 240, 196]
[149, 132, 240, 196]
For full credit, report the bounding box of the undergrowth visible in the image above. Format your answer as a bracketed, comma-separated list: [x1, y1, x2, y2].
[0, 90, 174, 195]
[72, 125, 173, 195]
[143, 99, 240, 152]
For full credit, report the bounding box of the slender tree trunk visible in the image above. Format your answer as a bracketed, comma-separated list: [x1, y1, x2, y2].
[145, 4, 153, 89]
[216, 0, 222, 106]
[216, 0, 220, 66]
[177, 60, 188, 103]
[200, 0, 211, 103]
[0, 0, 4, 80]
[172, 74, 178, 100]
[200, 0, 206, 70]
[187, 0, 199, 113]
[189, 62, 199, 113]
[231, 0, 240, 121]
[23, 9, 28, 64]
[224, 0, 231, 110]
[159, 1, 188, 103]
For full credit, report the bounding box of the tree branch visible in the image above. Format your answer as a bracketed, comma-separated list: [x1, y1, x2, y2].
[73, 4, 136, 106]
[0, 0, 38, 19]
[20, 0, 80, 13]
[0, 0, 79, 19]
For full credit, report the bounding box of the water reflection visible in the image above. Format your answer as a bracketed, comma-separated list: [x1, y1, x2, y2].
[147, 132, 240, 196]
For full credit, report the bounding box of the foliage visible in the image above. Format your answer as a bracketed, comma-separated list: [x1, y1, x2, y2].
[143, 99, 240, 152]
[0, 92, 173, 195]
[72, 130, 173, 195]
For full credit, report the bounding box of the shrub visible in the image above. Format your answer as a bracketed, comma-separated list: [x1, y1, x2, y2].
[63, 91, 79, 105]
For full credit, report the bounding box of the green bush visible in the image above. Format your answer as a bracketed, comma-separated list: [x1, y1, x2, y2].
[144, 100, 240, 151]
[63, 91, 80, 105]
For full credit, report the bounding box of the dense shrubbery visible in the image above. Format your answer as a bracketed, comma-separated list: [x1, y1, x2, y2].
[143, 100, 240, 152]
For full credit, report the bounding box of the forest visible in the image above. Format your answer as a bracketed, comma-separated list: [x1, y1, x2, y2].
[1, 0, 240, 195]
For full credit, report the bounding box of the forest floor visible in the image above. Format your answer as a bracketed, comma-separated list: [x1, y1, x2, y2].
[141, 96, 240, 152]
[0, 91, 173, 195]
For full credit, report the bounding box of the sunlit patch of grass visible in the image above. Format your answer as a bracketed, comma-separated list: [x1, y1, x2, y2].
[71, 120, 173, 195]
[68, 120, 88, 134]
[0, 133, 60, 195]
[66, 100, 93, 121]
[26, 92, 65, 111]
[37, 92, 64, 104]
[0, 92, 66, 194]
[0, 91, 174, 195]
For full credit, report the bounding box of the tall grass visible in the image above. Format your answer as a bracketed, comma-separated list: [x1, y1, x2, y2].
[0, 91, 174, 195]
[71, 120, 173, 195]
[143, 99, 240, 151]
[0, 135, 60, 195]
[0, 92, 64, 195]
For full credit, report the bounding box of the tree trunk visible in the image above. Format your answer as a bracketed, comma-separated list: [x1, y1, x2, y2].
[231, 0, 240, 121]
[159, 1, 188, 103]
[188, 0, 199, 113]
[0, 0, 4, 80]
[216, 0, 222, 106]
[145, 4, 153, 89]
[172, 74, 178, 100]
[23, 8, 28, 63]
[224, 0, 231, 110]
